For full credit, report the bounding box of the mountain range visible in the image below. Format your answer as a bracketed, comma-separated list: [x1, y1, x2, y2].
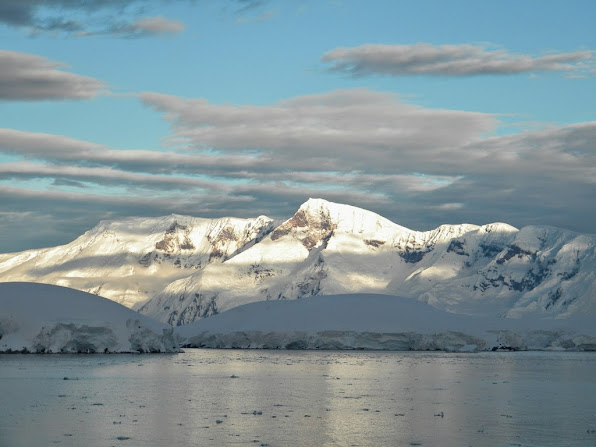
[1, 198, 594, 325]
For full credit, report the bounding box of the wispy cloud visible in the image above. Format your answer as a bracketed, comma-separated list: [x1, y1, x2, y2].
[105, 15, 186, 38]
[322, 43, 594, 77]
[0, 50, 106, 101]
[233, 0, 271, 14]
[0, 161, 217, 191]
[0, 0, 185, 38]
[235, 10, 276, 24]
[0, 128, 260, 174]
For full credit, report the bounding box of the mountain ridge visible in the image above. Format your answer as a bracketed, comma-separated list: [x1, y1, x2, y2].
[1, 198, 594, 324]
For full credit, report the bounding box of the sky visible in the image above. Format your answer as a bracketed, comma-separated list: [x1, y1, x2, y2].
[0, 0, 595, 252]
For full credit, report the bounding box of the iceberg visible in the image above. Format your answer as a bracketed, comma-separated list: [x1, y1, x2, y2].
[0, 282, 179, 353]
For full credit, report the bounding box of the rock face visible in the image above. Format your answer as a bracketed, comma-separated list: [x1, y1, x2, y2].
[1, 199, 595, 325]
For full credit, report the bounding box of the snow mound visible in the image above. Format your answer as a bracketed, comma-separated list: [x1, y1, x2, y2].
[0, 282, 179, 353]
[175, 294, 596, 352]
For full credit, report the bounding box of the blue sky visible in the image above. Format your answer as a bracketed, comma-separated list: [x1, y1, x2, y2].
[0, 0, 595, 251]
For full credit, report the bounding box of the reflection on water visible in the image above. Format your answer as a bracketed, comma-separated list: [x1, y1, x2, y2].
[1, 350, 595, 446]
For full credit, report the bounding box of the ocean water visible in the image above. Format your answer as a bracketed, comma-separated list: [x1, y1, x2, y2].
[1, 350, 595, 447]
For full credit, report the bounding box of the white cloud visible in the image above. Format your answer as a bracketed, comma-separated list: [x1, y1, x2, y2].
[0, 50, 106, 101]
[133, 16, 185, 34]
[0, 161, 219, 191]
[322, 43, 594, 77]
[433, 203, 464, 211]
[110, 15, 186, 38]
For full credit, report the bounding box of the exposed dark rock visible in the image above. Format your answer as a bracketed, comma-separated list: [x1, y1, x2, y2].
[560, 258, 580, 281]
[249, 264, 275, 281]
[271, 210, 309, 241]
[180, 237, 195, 250]
[208, 248, 225, 261]
[399, 249, 429, 263]
[496, 244, 534, 265]
[170, 293, 219, 326]
[138, 252, 153, 267]
[271, 209, 337, 251]
[545, 288, 563, 310]
[446, 240, 467, 255]
[155, 221, 195, 253]
[479, 243, 504, 257]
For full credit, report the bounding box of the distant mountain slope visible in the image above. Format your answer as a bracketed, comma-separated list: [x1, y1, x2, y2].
[0, 214, 275, 308]
[1, 199, 594, 325]
[0, 282, 178, 353]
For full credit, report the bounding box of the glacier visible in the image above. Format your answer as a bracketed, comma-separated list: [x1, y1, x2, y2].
[174, 294, 596, 352]
[0, 282, 179, 353]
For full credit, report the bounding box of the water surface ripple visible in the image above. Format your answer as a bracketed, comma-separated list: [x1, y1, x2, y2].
[1, 350, 595, 446]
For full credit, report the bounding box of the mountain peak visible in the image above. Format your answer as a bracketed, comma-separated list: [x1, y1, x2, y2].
[267, 198, 412, 252]
[298, 197, 342, 218]
[297, 198, 410, 232]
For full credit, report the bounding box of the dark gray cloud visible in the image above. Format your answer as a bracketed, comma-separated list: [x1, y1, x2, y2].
[0, 0, 184, 37]
[0, 128, 261, 173]
[0, 50, 105, 100]
[0, 161, 223, 191]
[322, 44, 594, 77]
[0, 184, 262, 252]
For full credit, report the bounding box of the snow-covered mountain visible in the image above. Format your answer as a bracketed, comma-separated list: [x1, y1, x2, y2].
[140, 199, 596, 324]
[0, 214, 275, 308]
[1, 199, 594, 325]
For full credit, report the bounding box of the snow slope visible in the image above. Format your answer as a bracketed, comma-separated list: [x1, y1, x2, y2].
[0, 282, 179, 353]
[0, 214, 274, 308]
[175, 294, 596, 352]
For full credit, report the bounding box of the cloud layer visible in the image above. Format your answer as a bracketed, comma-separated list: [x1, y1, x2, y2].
[1, 88, 594, 251]
[140, 88, 497, 173]
[0, 50, 105, 100]
[322, 44, 594, 77]
[0, 0, 184, 37]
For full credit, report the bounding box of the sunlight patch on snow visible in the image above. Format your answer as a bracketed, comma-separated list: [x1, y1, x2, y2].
[344, 273, 388, 290]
